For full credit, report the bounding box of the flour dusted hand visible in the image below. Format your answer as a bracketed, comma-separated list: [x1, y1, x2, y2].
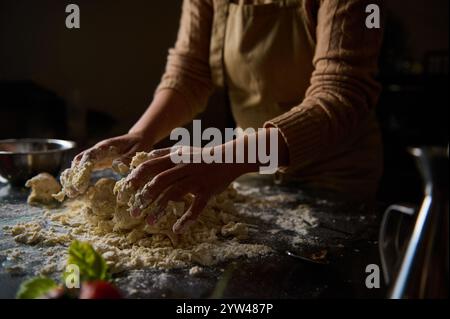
[114, 148, 252, 234]
[53, 146, 120, 201]
[74, 132, 153, 174]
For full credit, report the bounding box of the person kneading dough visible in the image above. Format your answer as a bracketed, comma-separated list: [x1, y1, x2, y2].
[73, 0, 384, 234]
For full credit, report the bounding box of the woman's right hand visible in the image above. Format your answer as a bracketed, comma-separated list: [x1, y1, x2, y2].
[73, 132, 154, 171]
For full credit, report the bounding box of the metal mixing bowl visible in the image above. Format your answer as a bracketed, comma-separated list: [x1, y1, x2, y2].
[0, 138, 76, 186]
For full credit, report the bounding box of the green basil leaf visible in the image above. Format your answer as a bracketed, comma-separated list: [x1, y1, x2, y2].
[65, 240, 110, 282]
[16, 277, 58, 299]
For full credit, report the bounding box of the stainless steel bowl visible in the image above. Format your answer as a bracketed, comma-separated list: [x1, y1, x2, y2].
[0, 138, 76, 186]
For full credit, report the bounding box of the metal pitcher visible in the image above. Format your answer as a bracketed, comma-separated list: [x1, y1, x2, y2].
[379, 147, 449, 298]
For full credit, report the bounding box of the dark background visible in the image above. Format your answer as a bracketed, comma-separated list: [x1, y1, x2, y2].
[0, 0, 448, 204]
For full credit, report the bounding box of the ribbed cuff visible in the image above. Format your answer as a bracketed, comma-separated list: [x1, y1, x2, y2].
[264, 106, 325, 172]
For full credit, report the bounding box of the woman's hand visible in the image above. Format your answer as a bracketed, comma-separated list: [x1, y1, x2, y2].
[117, 128, 289, 234]
[123, 146, 253, 234]
[73, 131, 154, 170]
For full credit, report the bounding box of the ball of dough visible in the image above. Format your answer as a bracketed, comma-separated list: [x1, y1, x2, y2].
[25, 173, 61, 205]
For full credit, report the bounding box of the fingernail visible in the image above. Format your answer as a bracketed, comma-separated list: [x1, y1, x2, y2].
[130, 207, 141, 218]
[172, 220, 182, 234]
[173, 219, 195, 234]
[146, 214, 157, 225]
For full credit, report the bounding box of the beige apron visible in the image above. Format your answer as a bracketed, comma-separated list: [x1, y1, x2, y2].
[224, 0, 314, 129]
[218, 0, 383, 200]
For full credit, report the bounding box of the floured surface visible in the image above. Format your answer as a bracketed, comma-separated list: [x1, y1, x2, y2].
[0, 172, 324, 277]
[0, 173, 379, 298]
[1, 150, 321, 277]
[2, 184, 276, 274]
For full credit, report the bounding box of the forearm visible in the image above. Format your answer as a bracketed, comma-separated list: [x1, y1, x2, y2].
[129, 89, 193, 146]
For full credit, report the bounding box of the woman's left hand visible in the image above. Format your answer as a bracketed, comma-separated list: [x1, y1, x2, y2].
[121, 146, 254, 234]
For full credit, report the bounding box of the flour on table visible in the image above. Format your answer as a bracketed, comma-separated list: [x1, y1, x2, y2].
[221, 222, 248, 240]
[8, 154, 321, 275]
[9, 153, 274, 273]
[233, 182, 320, 247]
[275, 204, 319, 235]
[189, 266, 204, 276]
[5, 188, 271, 272]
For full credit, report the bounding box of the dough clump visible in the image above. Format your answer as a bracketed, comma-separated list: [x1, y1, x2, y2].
[25, 172, 61, 205]
[18, 151, 271, 272]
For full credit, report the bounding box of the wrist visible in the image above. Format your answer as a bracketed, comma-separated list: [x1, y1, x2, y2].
[211, 139, 260, 175]
[128, 127, 155, 147]
[212, 128, 287, 175]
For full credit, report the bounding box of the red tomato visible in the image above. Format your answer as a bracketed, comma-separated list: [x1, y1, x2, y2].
[79, 281, 122, 299]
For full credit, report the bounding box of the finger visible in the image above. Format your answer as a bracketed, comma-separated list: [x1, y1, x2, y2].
[126, 154, 175, 190]
[147, 147, 176, 160]
[116, 156, 171, 206]
[73, 146, 101, 165]
[78, 144, 108, 165]
[173, 195, 209, 234]
[73, 151, 85, 164]
[73, 141, 110, 166]
[137, 165, 187, 203]
[131, 165, 187, 216]
[146, 180, 192, 225]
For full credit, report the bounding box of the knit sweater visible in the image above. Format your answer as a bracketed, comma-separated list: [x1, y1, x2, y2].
[155, 0, 384, 200]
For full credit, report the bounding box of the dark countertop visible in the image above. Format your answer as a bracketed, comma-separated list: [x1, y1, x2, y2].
[0, 174, 387, 299]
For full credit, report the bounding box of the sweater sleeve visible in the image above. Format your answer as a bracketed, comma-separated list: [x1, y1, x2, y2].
[264, 0, 383, 170]
[155, 0, 214, 118]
